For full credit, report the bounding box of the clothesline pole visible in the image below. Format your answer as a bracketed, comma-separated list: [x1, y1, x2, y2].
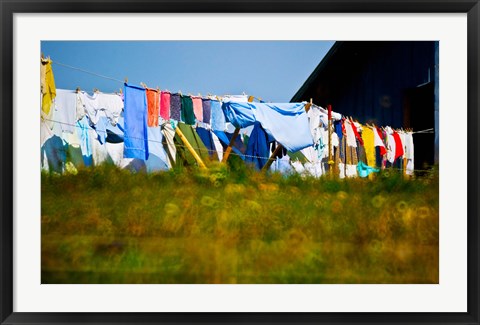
[221, 127, 241, 163]
[261, 144, 283, 172]
[175, 126, 207, 169]
[327, 104, 334, 177]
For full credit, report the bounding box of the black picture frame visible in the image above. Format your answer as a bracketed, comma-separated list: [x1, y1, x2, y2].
[1, 1, 479, 324]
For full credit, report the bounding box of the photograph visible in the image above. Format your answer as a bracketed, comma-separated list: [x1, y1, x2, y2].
[40, 40, 439, 284]
[2, 2, 479, 323]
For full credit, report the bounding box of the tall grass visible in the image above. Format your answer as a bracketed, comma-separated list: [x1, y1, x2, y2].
[41, 162, 439, 284]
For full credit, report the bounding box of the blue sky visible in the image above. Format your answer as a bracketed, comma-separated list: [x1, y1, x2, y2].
[41, 41, 334, 102]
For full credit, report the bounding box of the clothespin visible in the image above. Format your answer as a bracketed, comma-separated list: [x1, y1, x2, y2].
[75, 87, 81, 93]
[119, 88, 123, 94]
[198, 93, 202, 97]
[247, 95, 255, 102]
[93, 88, 99, 93]
[179, 90, 183, 96]
[124, 77, 128, 84]
[156, 86, 160, 92]
[140, 82, 147, 88]
[305, 98, 313, 112]
[41, 52, 44, 59]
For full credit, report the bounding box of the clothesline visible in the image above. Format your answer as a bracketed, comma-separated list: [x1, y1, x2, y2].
[43, 118, 432, 173]
[43, 58, 422, 177]
[52, 60, 125, 84]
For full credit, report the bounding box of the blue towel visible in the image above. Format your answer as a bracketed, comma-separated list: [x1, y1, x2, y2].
[76, 116, 93, 166]
[145, 126, 170, 172]
[245, 123, 272, 170]
[124, 84, 149, 160]
[90, 115, 109, 145]
[211, 100, 226, 131]
[213, 130, 245, 160]
[222, 101, 313, 152]
[195, 127, 217, 158]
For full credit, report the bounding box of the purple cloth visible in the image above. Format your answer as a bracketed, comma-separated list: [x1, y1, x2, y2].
[202, 99, 211, 124]
[170, 93, 181, 121]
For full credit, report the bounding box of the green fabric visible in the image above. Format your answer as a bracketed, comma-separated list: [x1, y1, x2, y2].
[66, 144, 85, 168]
[181, 95, 196, 125]
[174, 123, 210, 167]
[287, 150, 308, 164]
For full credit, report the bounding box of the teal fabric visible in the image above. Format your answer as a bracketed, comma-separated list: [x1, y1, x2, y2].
[357, 161, 380, 177]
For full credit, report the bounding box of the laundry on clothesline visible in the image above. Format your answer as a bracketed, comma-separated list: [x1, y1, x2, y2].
[41, 58, 418, 178]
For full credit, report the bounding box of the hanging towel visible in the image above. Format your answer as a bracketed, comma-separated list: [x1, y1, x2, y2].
[160, 91, 171, 120]
[213, 130, 245, 159]
[90, 113, 109, 145]
[146, 88, 160, 127]
[41, 59, 56, 123]
[344, 120, 357, 148]
[362, 127, 376, 168]
[181, 95, 196, 125]
[146, 126, 170, 172]
[385, 127, 396, 163]
[78, 91, 102, 125]
[222, 101, 313, 152]
[97, 93, 124, 126]
[245, 123, 272, 170]
[202, 99, 211, 124]
[192, 96, 203, 122]
[195, 127, 219, 160]
[350, 121, 364, 145]
[161, 121, 177, 166]
[170, 93, 182, 121]
[393, 131, 405, 161]
[211, 100, 226, 131]
[54, 89, 77, 134]
[174, 123, 210, 167]
[123, 83, 149, 160]
[76, 116, 93, 166]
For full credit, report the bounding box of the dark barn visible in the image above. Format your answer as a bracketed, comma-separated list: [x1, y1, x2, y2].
[291, 41, 439, 169]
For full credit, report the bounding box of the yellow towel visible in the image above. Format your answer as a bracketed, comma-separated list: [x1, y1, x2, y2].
[362, 126, 376, 168]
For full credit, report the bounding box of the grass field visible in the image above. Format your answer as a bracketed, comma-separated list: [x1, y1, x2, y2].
[41, 161, 439, 284]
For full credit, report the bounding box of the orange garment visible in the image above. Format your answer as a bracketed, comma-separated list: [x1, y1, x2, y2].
[41, 59, 56, 118]
[192, 96, 203, 122]
[146, 88, 160, 127]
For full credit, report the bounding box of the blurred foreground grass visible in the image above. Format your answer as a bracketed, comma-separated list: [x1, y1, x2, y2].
[41, 162, 439, 284]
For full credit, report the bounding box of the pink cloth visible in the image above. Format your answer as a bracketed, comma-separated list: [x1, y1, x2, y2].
[192, 97, 203, 122]
[160, 91, 171, 120]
